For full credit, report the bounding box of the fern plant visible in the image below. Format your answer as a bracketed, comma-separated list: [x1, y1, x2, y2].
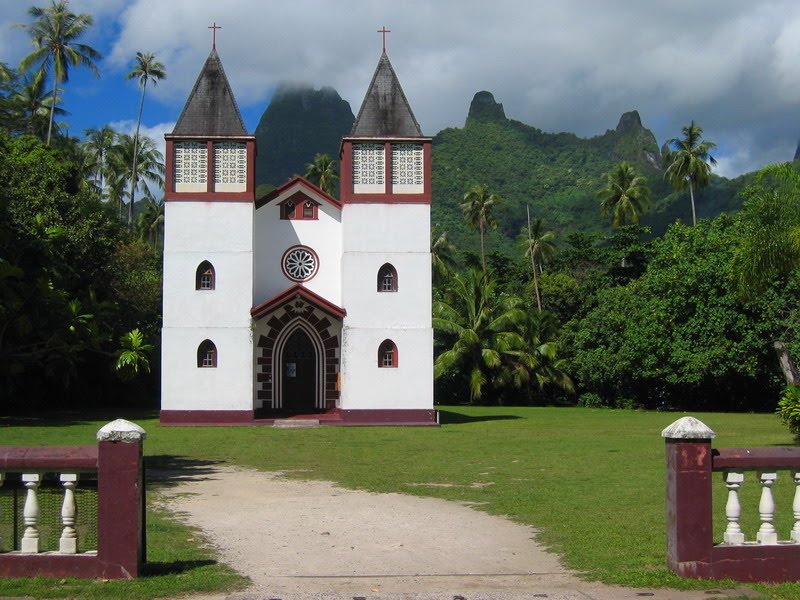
[776, 384, 800, 436]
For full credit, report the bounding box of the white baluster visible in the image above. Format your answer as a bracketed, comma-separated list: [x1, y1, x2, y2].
[20, 473, 41, 553]
[59, 473, 79, 554]
[723, 471, 745, 544]
[757, 471, 779, 545]
[792, 472, 800, 543]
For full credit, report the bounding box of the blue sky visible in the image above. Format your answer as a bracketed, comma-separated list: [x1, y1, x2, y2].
[3, 0, 800, 178]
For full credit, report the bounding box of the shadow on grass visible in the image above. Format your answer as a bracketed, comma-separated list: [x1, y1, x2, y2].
[437, 409, 522, 424]
[146, 455, 226, 488]
[143, 558, 217, 576]
[0, 408, 159, 427]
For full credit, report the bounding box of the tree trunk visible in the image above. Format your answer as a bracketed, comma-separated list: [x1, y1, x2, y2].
[774, 341, 799, 386]
[128, 81, 147, 230]
[46, 75, 57, 146]
[689, 180, 697, 226]
[480, 224, 486, 274]
[532, 257, 542, 312]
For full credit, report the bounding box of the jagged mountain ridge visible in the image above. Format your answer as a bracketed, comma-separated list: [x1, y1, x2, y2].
[254, 87, 748, 253]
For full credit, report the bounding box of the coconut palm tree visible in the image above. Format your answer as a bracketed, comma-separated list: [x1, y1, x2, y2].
[499, 309, 574, 398]
[10, 70, 66, 138]
[125, 52, 166, 228]
[108, 133, 165, 223]
[305, 153, 339, 195]
[461, 183, 501, 274]
[431, 226, 457, 286]
[433, 268, 525, 403]
[663, 121, 716, 226]
[519, 210, 557, 312]
[136, 197, 165, 248]
[17, 0, 101, 146]
[81, 125, 116, 199]
[597, 162, 652, 228]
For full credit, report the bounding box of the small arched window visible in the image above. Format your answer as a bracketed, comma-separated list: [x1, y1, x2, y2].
[196, 261, 215, 290]
[378, 339, 397, 368]
[197, 340, 217, 368]
[377, 263, 397, 292]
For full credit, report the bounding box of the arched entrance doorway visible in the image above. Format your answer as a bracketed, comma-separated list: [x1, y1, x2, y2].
[281, 328, 317, 412]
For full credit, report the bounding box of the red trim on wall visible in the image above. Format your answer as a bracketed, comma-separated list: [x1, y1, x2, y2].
[278, 191, 320, 220]
[165, 140, 174, 196]
[163, 136, 256, 203]
[337, 409, 437, 425]
[160, 410, 254, 424]
[339, 139, 431, 205]
[255, 176, 341, 211]
[251, 284, 346, 320]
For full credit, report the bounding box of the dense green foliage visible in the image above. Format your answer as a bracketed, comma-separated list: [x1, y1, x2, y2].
[0, 132, 161, 407]
[432, 95, 748, 255]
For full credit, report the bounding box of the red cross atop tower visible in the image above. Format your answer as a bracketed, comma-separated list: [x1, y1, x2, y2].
[377, 26, 391, 53]
[208, 22, 221, 50]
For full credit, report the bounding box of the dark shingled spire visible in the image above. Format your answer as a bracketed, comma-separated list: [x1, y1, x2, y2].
[172, 49, 247, 136]
[351, 52, 422, 137]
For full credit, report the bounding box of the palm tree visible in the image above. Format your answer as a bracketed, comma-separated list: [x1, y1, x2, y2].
[597, 162, 652, 228]
[305, 153, 339, 195]
[125, 52, 166, 228]
[433, 268, 525, 403]
[10, 70, 66, 138]
[17, 0, 101, 146]
[431, 226, 457, 286]
[0, 62, 14, 83]
[81, 125, 116, 199]
[461, 183, 501, 274]
[499, 310, 574, 398]
[136, 197, 165, 248]
[663, 121, 716, 226]
[519, 209, 557, 312]
[108, 133, 165, 223]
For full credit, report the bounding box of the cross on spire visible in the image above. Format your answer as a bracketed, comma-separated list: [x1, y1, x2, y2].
[208, 22, 222, 50]
[377, 26, 391, 54]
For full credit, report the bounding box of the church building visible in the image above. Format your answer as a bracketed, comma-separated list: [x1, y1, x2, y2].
[159, 40, 436, 426]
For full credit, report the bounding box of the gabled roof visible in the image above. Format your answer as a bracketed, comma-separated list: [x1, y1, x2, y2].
[251, 284, 346, 321]
[255, 176, 342, 210]
[351, 52, 423, 138]
[172, 49, 247, 136]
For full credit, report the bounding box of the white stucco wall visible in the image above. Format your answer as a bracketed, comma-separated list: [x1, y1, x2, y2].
[339, 326, 433, 409]
[339, 201, 433, 411]
[254, 195, 342, 306]
[162, 327, 254, 411]
[342, 204, 429, 253]
[162, 200, 254, 412]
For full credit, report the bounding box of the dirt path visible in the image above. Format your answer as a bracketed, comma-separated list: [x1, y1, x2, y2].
[158, 465, 759, 600]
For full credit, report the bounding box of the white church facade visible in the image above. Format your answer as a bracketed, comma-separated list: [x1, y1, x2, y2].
[160, 45, 436, 425]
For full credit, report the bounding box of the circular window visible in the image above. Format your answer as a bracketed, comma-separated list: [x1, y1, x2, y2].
[281, 245, 319, 282]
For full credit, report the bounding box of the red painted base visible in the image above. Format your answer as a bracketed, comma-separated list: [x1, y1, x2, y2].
[159, 408, 438, 427]
[0, 553, 99, 579]
[676, 544, 800, 582]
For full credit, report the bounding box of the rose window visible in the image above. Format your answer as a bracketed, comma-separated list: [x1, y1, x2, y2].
[282, 246, 318, 282]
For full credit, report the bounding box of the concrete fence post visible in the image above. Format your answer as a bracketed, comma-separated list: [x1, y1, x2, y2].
[662, 416, 716, 577]
[96, 419, 146, 579]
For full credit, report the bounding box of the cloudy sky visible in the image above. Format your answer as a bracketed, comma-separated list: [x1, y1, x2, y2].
[2, 0, 800, 177]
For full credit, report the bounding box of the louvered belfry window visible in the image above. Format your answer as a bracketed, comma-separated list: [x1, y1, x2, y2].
[213, 142, 247, 192]
[352, 143, 385, 193]
[391, 144, 423, 193]
[174, 142, 208, 191]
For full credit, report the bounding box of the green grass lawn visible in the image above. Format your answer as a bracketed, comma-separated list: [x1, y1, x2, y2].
[1, 406, 799, 599]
